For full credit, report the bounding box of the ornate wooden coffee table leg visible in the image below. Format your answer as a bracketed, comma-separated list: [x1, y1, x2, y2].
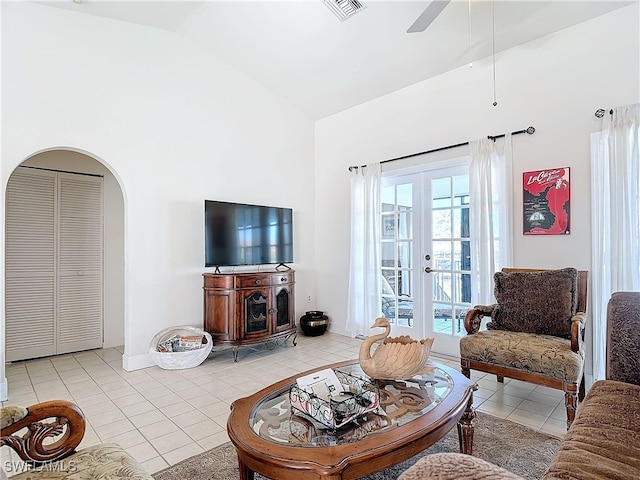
[238, 459, 254, 480]
[457, 385, 478, 455]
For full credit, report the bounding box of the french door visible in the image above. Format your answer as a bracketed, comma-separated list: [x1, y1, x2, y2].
[381, 164, 472, 357]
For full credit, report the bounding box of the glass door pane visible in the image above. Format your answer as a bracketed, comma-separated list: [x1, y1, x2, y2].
[423, 168, 472, 355]
[381, 179, 418, 337]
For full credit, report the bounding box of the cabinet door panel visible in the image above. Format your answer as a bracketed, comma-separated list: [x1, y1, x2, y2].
[274, 286, 293, 330]
[205, 289, 236, 341]
[241, 289, 270, 337]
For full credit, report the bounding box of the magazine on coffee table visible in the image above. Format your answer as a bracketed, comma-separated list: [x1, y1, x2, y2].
[296, 368, 345, 401]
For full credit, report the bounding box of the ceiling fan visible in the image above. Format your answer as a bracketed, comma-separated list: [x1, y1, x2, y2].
[407, 0, 452, 33]
[407, 0, 500, 107]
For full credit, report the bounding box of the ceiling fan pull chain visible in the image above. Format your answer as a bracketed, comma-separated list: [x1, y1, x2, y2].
[492, 0, 498, 107]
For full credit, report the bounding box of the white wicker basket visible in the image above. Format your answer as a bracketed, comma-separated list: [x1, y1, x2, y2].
[149, 326, 213, 370]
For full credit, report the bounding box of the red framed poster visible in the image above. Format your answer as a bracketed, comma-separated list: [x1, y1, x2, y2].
[523, 167, 570, 235]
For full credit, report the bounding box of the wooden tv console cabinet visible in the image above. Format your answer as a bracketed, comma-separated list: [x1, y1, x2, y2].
[203, 270, 297, 361]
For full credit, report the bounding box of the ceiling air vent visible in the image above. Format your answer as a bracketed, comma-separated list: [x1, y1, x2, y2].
[322, 0, 366, 21]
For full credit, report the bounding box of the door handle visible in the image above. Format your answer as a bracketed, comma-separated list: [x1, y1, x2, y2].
[424, 267, 432, 273]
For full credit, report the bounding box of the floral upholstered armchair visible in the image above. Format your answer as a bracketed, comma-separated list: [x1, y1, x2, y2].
[1, 400, 153, 479]
[459, 267, 588, 429]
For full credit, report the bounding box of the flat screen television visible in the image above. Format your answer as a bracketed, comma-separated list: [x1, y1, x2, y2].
[205, 200, 293, 267]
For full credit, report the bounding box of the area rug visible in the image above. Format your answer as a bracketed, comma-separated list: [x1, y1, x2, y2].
[153, 412, 561, 480]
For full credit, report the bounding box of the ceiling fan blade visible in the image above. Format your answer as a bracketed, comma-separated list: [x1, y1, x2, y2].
[407, 0, 452, 33]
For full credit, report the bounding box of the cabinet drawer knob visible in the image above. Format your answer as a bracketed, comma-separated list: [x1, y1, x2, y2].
[280, 277, 287, 282]
[255, 279, 262, 285]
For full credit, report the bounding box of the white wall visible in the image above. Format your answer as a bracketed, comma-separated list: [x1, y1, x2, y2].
[0, 1, 316, 392]
[314, 3, 639, 373]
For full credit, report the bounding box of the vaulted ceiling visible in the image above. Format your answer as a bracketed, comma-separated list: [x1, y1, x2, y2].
[36, 0, 634, 119]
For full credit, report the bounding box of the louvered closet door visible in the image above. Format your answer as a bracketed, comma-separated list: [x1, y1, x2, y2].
[5, 169, 104, 361]
[57, 173, 103, 354]
[5, 170, 57, 361]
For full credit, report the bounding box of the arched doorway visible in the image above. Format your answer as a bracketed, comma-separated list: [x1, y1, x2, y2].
[4, 149, 125, 362]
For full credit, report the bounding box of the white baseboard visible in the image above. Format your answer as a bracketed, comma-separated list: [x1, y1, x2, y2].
[122, 352, 156, 371]
[326, 325, 356, 338]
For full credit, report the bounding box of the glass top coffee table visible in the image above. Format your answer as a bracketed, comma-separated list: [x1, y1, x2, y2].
[227, 359, 477, 480]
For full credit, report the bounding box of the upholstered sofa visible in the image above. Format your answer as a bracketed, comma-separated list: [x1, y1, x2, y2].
[1, 399, 153, 479]
[399, 291, 640, 480]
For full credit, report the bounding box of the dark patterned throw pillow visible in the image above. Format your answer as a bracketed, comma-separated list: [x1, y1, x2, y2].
[488, 268, 578, 338]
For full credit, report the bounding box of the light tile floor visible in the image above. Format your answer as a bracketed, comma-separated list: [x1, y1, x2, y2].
[1, 332, 569, 475]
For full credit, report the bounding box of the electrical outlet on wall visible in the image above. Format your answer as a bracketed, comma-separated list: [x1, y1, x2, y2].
[306, 294, 312, 303]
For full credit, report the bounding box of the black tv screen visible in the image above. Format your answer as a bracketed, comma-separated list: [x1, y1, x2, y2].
[205, 200, 293, 267]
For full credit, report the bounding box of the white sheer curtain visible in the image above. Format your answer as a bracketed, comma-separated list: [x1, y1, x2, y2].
[347, 163, 382, 337]
[590, 103, 640, 380]
[469, 134, 514, 306]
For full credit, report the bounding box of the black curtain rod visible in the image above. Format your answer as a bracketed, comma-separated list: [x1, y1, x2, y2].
[348, 126, 535, 171]
[594, 108, 614, 118]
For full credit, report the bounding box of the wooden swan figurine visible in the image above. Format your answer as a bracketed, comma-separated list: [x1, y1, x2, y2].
[359, 317, 435, 380]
